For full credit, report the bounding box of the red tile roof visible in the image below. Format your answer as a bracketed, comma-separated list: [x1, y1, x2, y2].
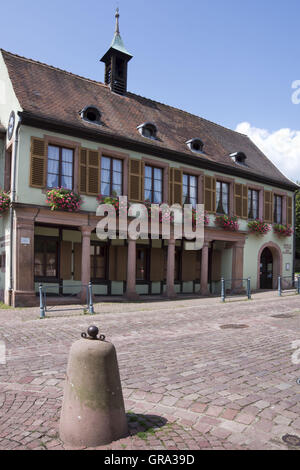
[1, 49, 295, 189]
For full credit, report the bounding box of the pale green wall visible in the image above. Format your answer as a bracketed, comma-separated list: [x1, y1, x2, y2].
[0, 52, 22, 143]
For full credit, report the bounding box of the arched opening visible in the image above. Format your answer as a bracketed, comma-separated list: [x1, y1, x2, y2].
[257, 242, 282, 290]
[260, 247, 273, 289]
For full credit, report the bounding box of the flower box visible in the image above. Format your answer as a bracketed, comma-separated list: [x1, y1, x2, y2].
[273, 223, 293, 237]
[215, 214, 239, 232]
[248, 219, 271, 235]
[0, 192, 10, 214]
[46, 188, 81, 212]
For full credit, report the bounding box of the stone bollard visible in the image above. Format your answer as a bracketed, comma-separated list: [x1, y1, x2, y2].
[59, 325, 128, 448]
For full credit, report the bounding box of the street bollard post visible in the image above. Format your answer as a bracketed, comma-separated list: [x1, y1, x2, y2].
[278, 276, 282, 296]
[39, 284, 45, 319]
[221, 278, 225, 302]
[88, 282, 95, 314]
[247, 278, 251, 300]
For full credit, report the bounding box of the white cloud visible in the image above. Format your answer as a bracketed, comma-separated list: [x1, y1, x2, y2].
[235, 122, 300, 183]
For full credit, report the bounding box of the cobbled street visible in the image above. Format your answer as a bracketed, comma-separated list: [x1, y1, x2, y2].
[0, 291, 299, 450]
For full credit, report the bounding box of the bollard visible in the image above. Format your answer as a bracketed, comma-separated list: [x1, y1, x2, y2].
[59, 326, 128, 448]
[278, 276, 282, 296]
[88, 282, 95, 314]
[39, 284, 45, 319]
[247, 278, 251, 300]
[221, 278, 225, 302]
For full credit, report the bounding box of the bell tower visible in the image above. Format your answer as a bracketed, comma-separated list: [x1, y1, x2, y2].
[100, 9, 133, 95]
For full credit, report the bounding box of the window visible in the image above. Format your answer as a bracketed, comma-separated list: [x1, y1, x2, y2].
[81, 106, 101, 125]
[216, 181, 229, 215]
[47, 145, 73, 190]
[182, 174, 198, 208]
[186, 139, 204, 154]
[101, 156, 123, 197]
[144, 166, 163, 203]
[34, 237, 58, 280]
[274, 195, 283, 223]
[230, 152, 247, 165]
[137, 122, 157, 140]
[136, 247, 149, 281]
[248, 189, 259, 219]
[90, 244, 107, 281]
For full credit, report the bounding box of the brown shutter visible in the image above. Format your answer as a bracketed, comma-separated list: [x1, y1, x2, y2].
[150, 248, 164, 281]
[73, 242, 82, 281]
[115, 246, 127, 281]
[182, 250, 196, 281]
[235, 183, 248, 219]
[60, 241, 72, 280]
[79, 148, 87, 194]
[204, 175, 216, 212]
[128, 159, 144, 202]
[30, 137, 46, 188]
[169, 168, 182, 205]
[87, 150, 100, 196]
[264, 190, 273, 223]
[287, 196, 293, 225]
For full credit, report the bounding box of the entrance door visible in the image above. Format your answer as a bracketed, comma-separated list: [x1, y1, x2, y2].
[260, 247, 273, 289]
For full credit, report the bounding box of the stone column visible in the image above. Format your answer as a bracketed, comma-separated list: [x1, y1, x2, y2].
[81, 226, 93, 302]
[165, 237, 176, 299]
[200, 242, 210, 296]
[232, 241, 245, 293]
[12, 215, 36, 307]
[126, 237, 139, 300]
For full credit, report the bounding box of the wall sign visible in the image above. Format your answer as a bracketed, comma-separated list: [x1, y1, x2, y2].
[21, 237, 30, 245]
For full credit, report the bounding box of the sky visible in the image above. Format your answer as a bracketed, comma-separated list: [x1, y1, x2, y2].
[0, 0, 299, 182]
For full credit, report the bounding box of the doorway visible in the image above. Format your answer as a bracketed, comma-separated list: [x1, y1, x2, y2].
[260, 247, 273, 289]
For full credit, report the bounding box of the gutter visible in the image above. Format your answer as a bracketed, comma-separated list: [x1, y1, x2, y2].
[18, 111, 299, 193]
[292, 191, 297, 281]
[8, 116, 22, 305]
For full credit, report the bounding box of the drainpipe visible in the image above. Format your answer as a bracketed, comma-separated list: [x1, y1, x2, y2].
[8, 115, 22, 306]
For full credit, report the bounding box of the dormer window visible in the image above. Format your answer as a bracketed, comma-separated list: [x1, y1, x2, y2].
[230, 152, 247, 165]
[186, 138, 204, 154]
[80, 106, 101, 125]
[137, 122, 157, 140]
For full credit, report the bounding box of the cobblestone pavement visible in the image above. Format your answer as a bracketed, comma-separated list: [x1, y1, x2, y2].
[0, 291, 300, 450]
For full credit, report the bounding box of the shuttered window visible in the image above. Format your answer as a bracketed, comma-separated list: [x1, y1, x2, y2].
[234, 183, 248, 219]
[216, 181, 229, 215]
[128, 159, 144, 202]
[274, 195, 283, 224]
[169, 168, 183, 205]
[182, 174, 197, 208]
[287, 196, 293, 225]
[203, 175, 216, 212]
[30, 138, 47, 188]
[101, 156, 123, 197]
[264, 190, 273, 223]
[79, 148, 101, 196]
[47, 145, 73, 190]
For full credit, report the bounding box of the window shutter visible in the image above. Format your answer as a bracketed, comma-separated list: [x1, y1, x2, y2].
[87, 150, 100, 196]
[203, 175, 216, 212]
[182, 250, 196, 281]
[150, 248, 164, 281]
[264, 190, 273, 223]
[60, 241, 72, 280]
[235, 183, 248, 218]
[287, 196, 293, 225]
[79, 148, 87, 194]
[128, 158, 144, 202]
[73, 242, 82, 281]
[169, 168, 182, 205]
[30, 137, 46, 188]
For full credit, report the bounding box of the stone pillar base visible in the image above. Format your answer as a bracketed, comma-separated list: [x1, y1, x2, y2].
[164, 289, 176, 299]
[200, 287, 210, 296]
[12, 290, 37, 307]
[125, 291, 140, 301]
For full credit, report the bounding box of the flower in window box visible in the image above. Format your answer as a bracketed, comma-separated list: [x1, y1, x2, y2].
[46, 188, 81, 212]
[248, 219, 271, 235]
[273, 223, 293, 237]
[215, 214, 239, 232]
[0, 192, 10, 214]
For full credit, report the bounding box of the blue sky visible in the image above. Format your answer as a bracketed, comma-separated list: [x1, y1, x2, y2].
[1, 0, 299, 179]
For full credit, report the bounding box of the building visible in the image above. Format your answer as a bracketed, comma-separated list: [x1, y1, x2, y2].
[0, 11, 298, 307]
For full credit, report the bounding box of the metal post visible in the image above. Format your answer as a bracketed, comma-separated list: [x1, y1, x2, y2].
[88, 282, 95, 314]
[278, 276, 282, 297]
[247, 278, 251, 300]
[297, 276, 300, 295]
[221, 278, 225, 302]
[39, 284, 45, 319]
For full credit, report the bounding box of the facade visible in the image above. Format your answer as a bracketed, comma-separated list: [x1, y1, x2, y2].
[0, 12, 298, 307]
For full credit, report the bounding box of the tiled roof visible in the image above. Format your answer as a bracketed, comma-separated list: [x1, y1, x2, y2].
[1, 49, 296, 188]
